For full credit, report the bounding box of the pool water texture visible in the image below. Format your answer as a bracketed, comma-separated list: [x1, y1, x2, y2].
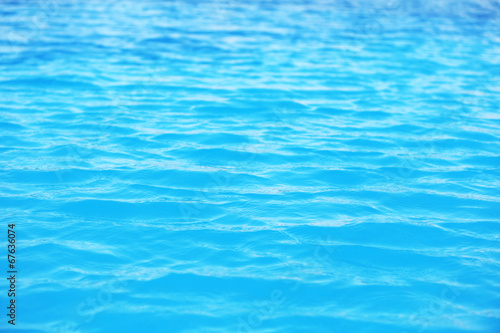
[0, 0, 499, 332]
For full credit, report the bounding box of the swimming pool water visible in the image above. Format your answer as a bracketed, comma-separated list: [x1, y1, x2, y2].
[0, 0, 499, 332]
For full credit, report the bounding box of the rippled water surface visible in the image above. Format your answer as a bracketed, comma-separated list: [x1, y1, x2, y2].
[1, 0, 500, 332]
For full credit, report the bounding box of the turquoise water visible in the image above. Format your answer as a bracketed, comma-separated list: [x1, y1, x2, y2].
[1, 0, 500, 332]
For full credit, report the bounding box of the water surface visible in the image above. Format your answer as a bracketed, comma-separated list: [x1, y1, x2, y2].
[0, 1, 499, 332]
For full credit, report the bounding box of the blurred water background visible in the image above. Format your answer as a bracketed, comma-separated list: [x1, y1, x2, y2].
[0, 0, 499, 332]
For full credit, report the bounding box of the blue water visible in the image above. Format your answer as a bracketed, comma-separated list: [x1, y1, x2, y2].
[1, 0, 499, 332]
